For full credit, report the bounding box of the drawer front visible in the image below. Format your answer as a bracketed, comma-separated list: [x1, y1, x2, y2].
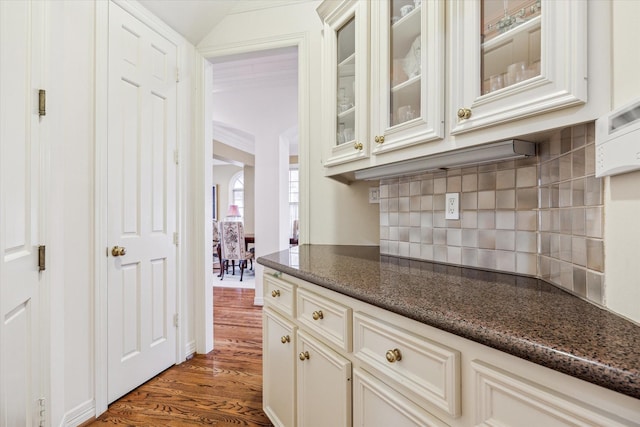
[353, 312, 460, 417]
[297, 287, 352, 352]
[264, 272, 295, 317]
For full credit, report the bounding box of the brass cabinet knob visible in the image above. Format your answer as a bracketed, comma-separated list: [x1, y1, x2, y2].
[299, 351, 310, 361]
[353, 142, 363, 151]
[457, 108, 472, 120]
[374, 135, 384, 144]
[312, 310, 324, 320]
[271, 289, 281, 298]
[111, 246, 127, 257]
[385, 348, 402, 363]
[281, 335, 290, 344]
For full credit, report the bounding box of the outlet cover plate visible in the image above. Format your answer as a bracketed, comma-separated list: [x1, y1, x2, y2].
[445, 193, 459, 220]
[369, 187, 380, 204]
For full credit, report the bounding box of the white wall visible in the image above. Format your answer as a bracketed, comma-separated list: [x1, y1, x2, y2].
[604, 0, 640, 322]
[213, 164, 243, 221]
[48, 1, 96, 424]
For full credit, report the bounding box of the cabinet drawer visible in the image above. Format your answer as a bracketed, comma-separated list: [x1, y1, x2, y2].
[472, 360, 637, 427]
[264, 272, 295, 317]
[353, 312, 460, 417]
[297, 287, 352, 352]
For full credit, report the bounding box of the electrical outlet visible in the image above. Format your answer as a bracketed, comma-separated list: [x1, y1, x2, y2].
[445, 193, 459, 220]
[369, 187, 380, 204]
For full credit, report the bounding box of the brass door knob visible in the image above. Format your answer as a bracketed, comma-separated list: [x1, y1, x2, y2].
[299, 351, 310, 361]
[271, 289, 281, 298]
[281, 335, 290, 344]
[111, 246, 127, 257]
[457, 108, 472, 120]
[374, 135, 384, 144]
[353, 142, 363, 151]
[312, 310, 324, 320]
[385, 348, 402, 363]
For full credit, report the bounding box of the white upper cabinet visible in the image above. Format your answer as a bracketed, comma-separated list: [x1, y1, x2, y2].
[317, 0, 445, 172]
[370, 0, 445, 155]
[318, 0, 370, 168]
[318, 0, 604, 181]
[449, 0, 587, 134]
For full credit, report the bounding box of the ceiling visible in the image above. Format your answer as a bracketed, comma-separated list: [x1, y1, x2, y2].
[138, 0, 237, 45]
[138, 0, 311, 45]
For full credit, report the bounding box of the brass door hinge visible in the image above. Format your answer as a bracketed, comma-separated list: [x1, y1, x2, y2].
[38, 245, 46, 271]
[38, 89, 46, 116]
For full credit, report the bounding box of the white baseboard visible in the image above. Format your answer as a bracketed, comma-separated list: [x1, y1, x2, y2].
[185, 340, 197, 358]
[61, 399, 95, 427]
[253, 296, 264, 306]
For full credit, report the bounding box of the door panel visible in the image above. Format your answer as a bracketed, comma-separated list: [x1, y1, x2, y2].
[107, 3, 177, 403]
[0, 1, 44, 425]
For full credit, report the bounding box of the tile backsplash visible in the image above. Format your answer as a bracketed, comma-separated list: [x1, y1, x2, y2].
[379, 123, 605, 305]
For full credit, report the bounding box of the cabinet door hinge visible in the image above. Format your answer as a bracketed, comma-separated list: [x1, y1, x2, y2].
[173, 313, 179, 327]
[174, 149, 179, 165]
[176, 67, 180, 83]
[38, 89, 46, 116]
[173, 232, 179, 245]
[38, 245, 46, 271]
[38, 397, 46, 427]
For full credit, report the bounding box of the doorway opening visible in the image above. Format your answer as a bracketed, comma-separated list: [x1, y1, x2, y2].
[209, 46, 300, 297]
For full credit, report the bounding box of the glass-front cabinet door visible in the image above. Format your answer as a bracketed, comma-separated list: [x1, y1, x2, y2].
[371, 0, 444, 155]
[318, 0, 370, 168]
[450, 0, 587, 134]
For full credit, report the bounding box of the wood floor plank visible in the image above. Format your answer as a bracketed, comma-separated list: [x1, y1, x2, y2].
[89, 287, 273, 426]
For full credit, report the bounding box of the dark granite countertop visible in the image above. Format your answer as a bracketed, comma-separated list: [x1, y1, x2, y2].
[257, 244, 640, 400]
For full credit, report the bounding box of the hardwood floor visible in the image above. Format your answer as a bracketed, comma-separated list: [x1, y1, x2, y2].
[89, 287, 273, 426]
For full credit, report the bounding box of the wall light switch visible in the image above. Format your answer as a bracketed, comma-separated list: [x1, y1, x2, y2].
[369, 187, 380, 204]
[445, 193, 459, 220]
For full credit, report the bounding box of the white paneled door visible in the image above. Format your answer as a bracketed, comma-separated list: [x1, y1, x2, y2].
[0, 1, 46, 425]
[107, 3, 178, 403]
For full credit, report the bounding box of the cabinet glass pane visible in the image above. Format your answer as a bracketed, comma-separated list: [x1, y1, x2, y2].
[390, 0, 421, 127]
[337, 17, 356, 146]
[481, 0, 541, 95]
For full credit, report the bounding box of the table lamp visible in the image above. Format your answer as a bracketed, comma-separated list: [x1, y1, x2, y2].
[226, 204, 241, 220]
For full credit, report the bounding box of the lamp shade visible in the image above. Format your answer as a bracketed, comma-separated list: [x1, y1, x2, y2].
[227, 204, 241, 217]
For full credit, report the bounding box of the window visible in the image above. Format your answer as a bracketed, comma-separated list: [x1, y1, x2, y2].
[230, 171, 244, 218]
[289, 168, 299, 240]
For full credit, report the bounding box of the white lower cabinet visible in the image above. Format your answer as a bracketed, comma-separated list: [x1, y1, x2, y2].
[353, 368, 449, 427]
[297, 330, 352, 427]
[262, 269, 640, 427]
[472, 360, 636, 427]
[263, 308, 297, 427]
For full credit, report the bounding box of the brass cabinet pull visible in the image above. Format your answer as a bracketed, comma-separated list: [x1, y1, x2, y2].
[299, 351, 310, 361]
[385, 348, 402, 363]
[111, 246, 127, 257]
[457, 108, 472, 120]
[271, 289, 281, 298]
[281, 335, 290, 344]
[353, 141, 363, 151]
[312, 310, 324, 320]
[374, 135, 384, 144]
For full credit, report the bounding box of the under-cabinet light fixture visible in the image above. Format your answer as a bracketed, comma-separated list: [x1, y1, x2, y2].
[353, 139, 536, 180]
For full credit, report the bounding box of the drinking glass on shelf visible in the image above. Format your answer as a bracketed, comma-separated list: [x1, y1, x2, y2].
[343, 128, 354, 142]
[489, 73, 504, 92]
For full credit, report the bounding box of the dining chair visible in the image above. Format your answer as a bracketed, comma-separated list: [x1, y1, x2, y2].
[219, 221, 254, 281]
